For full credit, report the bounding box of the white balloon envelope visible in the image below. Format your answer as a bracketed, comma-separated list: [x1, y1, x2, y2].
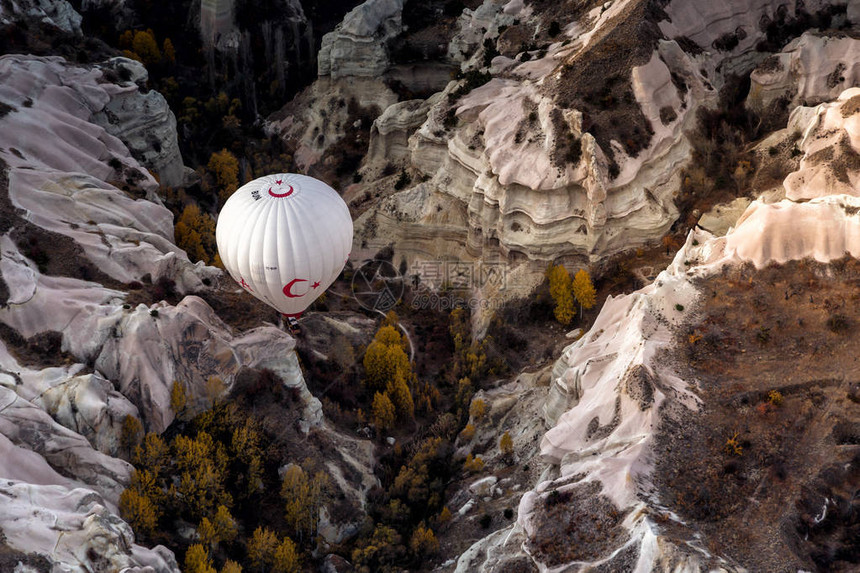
[215, 173, 353, 317]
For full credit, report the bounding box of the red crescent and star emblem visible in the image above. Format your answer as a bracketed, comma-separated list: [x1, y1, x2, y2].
[239, 277, 252, 291]
[283, 278, 306, 298]
[283, 279, 322, 298]
[268, 178, 294, 198]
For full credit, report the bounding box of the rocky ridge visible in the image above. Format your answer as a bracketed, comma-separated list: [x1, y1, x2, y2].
[276, 0, 854, 333]
[317, 0, 404, 78]
[452, 86, 860, 572]
[0, 52, 374, 570]
[0, 0, 82, 33]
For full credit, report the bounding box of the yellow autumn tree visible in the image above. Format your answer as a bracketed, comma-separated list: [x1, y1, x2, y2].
[119, 488, 159, 537]
[172, 432, 232, 520]
[371, 391, 395, 431]
[162, 38, 176, 64]
[175, 204, 217, 264]
[437, 506, 452, 524]
[459, 423, 476, 441]
[273, 537, 300, 573]
[132, 29, 161, 66]
[572, 268, 596, 314]
[281, 465, 326, 541]
[500, 431, 514, 459]
[469, 398, 486, 421]
[547, 263, 575, 325]
[198, 505, 236, 549]
[351, 524, 402, 570]
[184, 544, 215, 573]
[363, 326, 410, 390]
[382, 309, 400, 328]
[129, 468, 164, 505]
[120, 414, 143, 453]
[170, 380, 188, 419]
[208, 149, 240, 204]
[363, 324, 415, 421]
[464, 453, 484, 473]
[449, 308, 491, 381]
[409, 522, 439, 557]
[220, 561, 242, 573]
[248, 526, 279, 571]
[231, 422, 263, 497]
[387, 371, 414, 421]
[133, 432, 168, 475]
[198, 516, 218, 548]
[212, 504, 238, 544]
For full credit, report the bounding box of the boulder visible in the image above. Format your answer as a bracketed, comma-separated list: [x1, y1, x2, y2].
[318, 0, 404, 78]
[94, 58, 189, 188]
[749, 33, 860, 112]
[0, 0, 82, 33]
[0, 55, 212, 291]
[0, 480, 179, 572]
[469, 475, 498, 496]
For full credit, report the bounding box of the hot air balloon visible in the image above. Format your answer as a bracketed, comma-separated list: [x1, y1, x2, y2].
[215, 173, 353, 325]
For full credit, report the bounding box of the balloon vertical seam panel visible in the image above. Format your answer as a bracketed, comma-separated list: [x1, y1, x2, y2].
[278, 197, 312, 315]
[283, 192, 312, 314]
[216, 190, 252, 281]
[321, 188, 352, 286]
[260, 200, 282, 310]
[293, 193, 330, 293]
[240, 198, 272, 306]
[308, 184, 345, 290]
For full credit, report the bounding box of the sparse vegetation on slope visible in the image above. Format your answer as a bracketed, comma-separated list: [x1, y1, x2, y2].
[654, 258, 860, 571]
[546, 0, 665, 175]
[120, 369, 363, 572]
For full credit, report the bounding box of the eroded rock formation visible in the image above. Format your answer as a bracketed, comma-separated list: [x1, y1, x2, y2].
[277, 0, 854, 333]
[456, 86, 860, 573]
[0, 0, 82, 33]
[0, 51, 373, 570]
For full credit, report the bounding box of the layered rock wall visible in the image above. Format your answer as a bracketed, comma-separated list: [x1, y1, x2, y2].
[456, 86, 860, 572]
[749, 32, 860, 112]
[0, 0, 82, 33]
[317, 0, 403, 78]
[0, 54, 326, 571]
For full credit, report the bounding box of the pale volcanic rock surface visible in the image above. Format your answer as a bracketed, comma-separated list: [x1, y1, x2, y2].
[0, 54, 213, 292]
[92, 57, 190, 188]
[783, 88, 860, 200]
[749, 32, 860, 112]
[0, 52, 332, 571]
[351, 0, 697, 278]
[0, 233, 319, 434]
[289, 0, 852, 317]
[366, 94, 444, 168]
[456, 87, 860, 572]
[0, 0, 82, 33]
[317, 0, 404, 78]
[0, 479, 180, 572]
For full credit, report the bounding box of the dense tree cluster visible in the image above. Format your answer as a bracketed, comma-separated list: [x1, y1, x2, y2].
[363, 322, 415, 425]
[119, 391, 321, 572]
[547, 264, 576, 324]
[355, 436, 453, 571]
[448, 308, 507, 385]
[174, 204, 218, 265]
[546, 264, 596, 325]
